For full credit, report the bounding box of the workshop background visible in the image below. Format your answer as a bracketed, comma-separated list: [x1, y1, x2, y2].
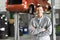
[0, 0, 60, 40]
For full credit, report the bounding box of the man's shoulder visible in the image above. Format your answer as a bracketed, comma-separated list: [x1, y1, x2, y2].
[31, 17, 36, 20]
[43, 15, 51, 21]
[30, 17, 37, 22]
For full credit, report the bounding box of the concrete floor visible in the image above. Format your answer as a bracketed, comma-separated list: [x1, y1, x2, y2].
[0, 34, 31, 40]
[0, 34, 60, 40]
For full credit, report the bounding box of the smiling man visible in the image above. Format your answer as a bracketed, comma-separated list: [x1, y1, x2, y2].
[29, 4, 52, 40]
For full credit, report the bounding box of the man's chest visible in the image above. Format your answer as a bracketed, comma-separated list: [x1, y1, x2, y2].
[32, 18, 48, 28]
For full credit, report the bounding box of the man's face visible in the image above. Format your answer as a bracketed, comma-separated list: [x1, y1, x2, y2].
[36, 7, 43, 17]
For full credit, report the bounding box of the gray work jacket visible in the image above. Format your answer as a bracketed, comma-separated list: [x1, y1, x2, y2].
[29, 15, 52, 37]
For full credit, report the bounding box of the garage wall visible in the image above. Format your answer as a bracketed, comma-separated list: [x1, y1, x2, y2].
[0, 0, 6, 11]
[55, 0, 60, 9]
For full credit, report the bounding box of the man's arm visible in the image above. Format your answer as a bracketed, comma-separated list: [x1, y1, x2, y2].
[39, 18, 52, 36]
[30, 26, 46, 35]
[28, 19, 46, 35]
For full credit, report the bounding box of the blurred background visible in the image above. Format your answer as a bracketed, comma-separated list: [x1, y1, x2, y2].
[0, 0, 60, 40]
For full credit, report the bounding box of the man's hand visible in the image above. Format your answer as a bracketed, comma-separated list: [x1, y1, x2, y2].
[32, 26, 46, 32]
[32, 26, 36, 30]
[42, 28, 46, 32]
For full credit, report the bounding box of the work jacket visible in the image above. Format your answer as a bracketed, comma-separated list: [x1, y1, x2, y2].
[29, 15, 52, 40]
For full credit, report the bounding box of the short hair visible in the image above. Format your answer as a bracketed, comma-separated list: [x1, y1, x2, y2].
[36, 4, 42, 7]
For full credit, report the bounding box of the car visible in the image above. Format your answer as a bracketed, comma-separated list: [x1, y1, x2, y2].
[6, 0, 51, 14]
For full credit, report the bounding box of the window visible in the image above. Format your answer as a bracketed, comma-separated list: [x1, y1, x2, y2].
[8, 0, 22, 4]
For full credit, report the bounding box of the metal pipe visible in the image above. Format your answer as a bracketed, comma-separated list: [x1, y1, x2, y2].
[51, 0, 56, 40]
[14, 13, 20, 40]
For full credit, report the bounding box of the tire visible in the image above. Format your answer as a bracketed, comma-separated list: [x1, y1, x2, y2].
[28, 4, 34, 14]
[0, 14, 8, 39]
[0, 32, 8, 39]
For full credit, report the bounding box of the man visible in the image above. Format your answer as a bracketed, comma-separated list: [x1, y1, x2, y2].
[29, 4, 52, 40]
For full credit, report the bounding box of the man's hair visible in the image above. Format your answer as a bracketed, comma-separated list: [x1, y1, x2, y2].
[36, 4, 43, 8]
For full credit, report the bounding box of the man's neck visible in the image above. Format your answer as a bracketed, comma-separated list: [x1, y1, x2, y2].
[38, 15, 42, 18]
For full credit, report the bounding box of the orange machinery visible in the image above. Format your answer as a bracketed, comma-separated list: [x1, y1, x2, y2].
[6, 0, 51, 13]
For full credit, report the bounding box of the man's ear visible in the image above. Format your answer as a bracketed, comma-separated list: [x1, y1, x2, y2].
[42, 10, 44, 13]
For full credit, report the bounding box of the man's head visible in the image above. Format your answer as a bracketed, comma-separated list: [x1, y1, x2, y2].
[36, 4, 44, 18]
